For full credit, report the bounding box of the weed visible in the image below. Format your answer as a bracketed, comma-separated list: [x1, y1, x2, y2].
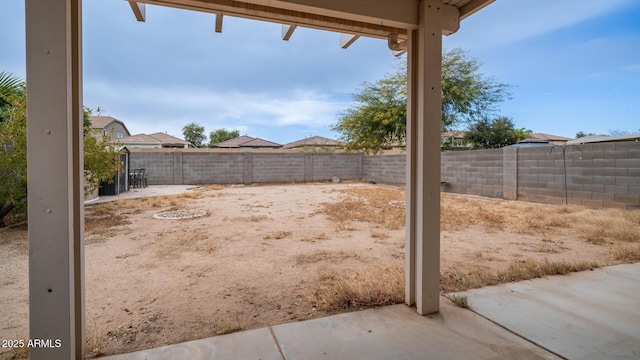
[214, 321, 242, 335]
[446, 294, 469, 308]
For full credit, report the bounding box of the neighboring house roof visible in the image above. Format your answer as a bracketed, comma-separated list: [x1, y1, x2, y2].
[566, 133, 640, 145]
[531, 133, 573, 141]
[147, 132, 192, 146]
[241, 138, 282, 147]
[283, 136, 341, 149]
[510, 139, 555, 148]
[214, 135, 281, 148]
[119, 132, 193, 147]
[213, 135, 256, 148]
[441, 131, 467, 139]
[89, 115, 131, 137]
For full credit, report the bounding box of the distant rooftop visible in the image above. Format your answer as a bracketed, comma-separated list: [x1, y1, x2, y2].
[566, 133, 640, 145]
[213, 135, 281, 148]
[120, 132, 193, 147]
[531, 133, 573, 141]
[283, 136, 341, 149]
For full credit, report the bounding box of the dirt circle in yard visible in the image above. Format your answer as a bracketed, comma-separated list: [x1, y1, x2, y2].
[153, 209, 207, 220]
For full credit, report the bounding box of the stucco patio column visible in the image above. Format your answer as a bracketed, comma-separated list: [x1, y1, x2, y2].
[405, 0, 443, 315]
[26, 0, 85, 358]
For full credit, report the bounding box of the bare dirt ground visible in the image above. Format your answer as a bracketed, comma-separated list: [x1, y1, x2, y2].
[1, 182, 639, 359]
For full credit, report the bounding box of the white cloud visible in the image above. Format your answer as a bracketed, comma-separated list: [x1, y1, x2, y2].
[448, 0, 635, 51]
[84, 81, 350, 137]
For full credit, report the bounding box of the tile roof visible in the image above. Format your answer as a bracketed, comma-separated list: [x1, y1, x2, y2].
[89, 115, 131, 136]
[214, 135, 281, 148]
[147, 132, 191, 145]
[566, 133, 640, 145]
[283, 136, 340, 148]
[241, 138, 282, 147]
[213, 135, 256, 148]
[119, 132, 191, 146]
[89, 115, 118, 128]
[119, 134, 163, 144]
[531, 133, 573, 141]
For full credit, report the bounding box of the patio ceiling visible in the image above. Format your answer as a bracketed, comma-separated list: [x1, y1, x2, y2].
[128, 0, 494, 41]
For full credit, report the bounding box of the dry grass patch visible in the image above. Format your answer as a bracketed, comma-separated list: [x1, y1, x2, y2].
[295, 250, 332, 265]
[213, 321, 242, 335]
[264, 230, 292, 240]
[441, 196, 507, 231]
[440, 195, 640, 246]
[313, 263, 404, 311]
[317, 187, 405, 230]
[497, 258, 600, 282]
[440, 258, 601, 292]
[153, 228, 216, 259]
[610, 244, 640, 262]
[441, 268, 499, 292]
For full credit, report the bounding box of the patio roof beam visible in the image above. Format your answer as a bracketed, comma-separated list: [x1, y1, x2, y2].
[128, 1, 147, 22]
[215, 12, 223, 32]
[339, 33, 359, 49]
[137, 0, 408, 39]
[460, 0, 495, 20]
[282, 23, 297, 40]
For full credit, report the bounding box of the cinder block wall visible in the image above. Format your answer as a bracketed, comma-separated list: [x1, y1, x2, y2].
[362, 154, 406, 185]
[182, 152, 244, 184]
[517, 141, 640, 209]
[441, 149, 504, 198]
[129, 141, 639, 209]
[129, 150, 363, 185]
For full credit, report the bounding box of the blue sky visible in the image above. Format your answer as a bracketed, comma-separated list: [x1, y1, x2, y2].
[2, 0, 639, 144]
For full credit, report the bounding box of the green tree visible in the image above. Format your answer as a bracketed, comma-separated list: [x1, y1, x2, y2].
[0, 76, 27, 226]
[208, 128, 240, 147]
[575, 131, 596, 138]
[333, 48, 511, 154]
[0, 73, 122, 226]
[83, 109, 123, 196]
[464, 117, 518, 149]
[0, 72, 24, 122]
[513, 127, 533, 141]
[182, 122, 206, 147]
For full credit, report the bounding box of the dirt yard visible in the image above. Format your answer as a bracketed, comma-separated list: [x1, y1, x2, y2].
[1, 182, 639, 359]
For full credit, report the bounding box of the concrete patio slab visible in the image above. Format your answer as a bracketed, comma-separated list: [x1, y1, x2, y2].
[271, 301, 559, 360]
[85, 185, 197, 204]
[460, 263, 640, 360]
[103, 328, 282, 360]
[101, 263, 639, 360]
